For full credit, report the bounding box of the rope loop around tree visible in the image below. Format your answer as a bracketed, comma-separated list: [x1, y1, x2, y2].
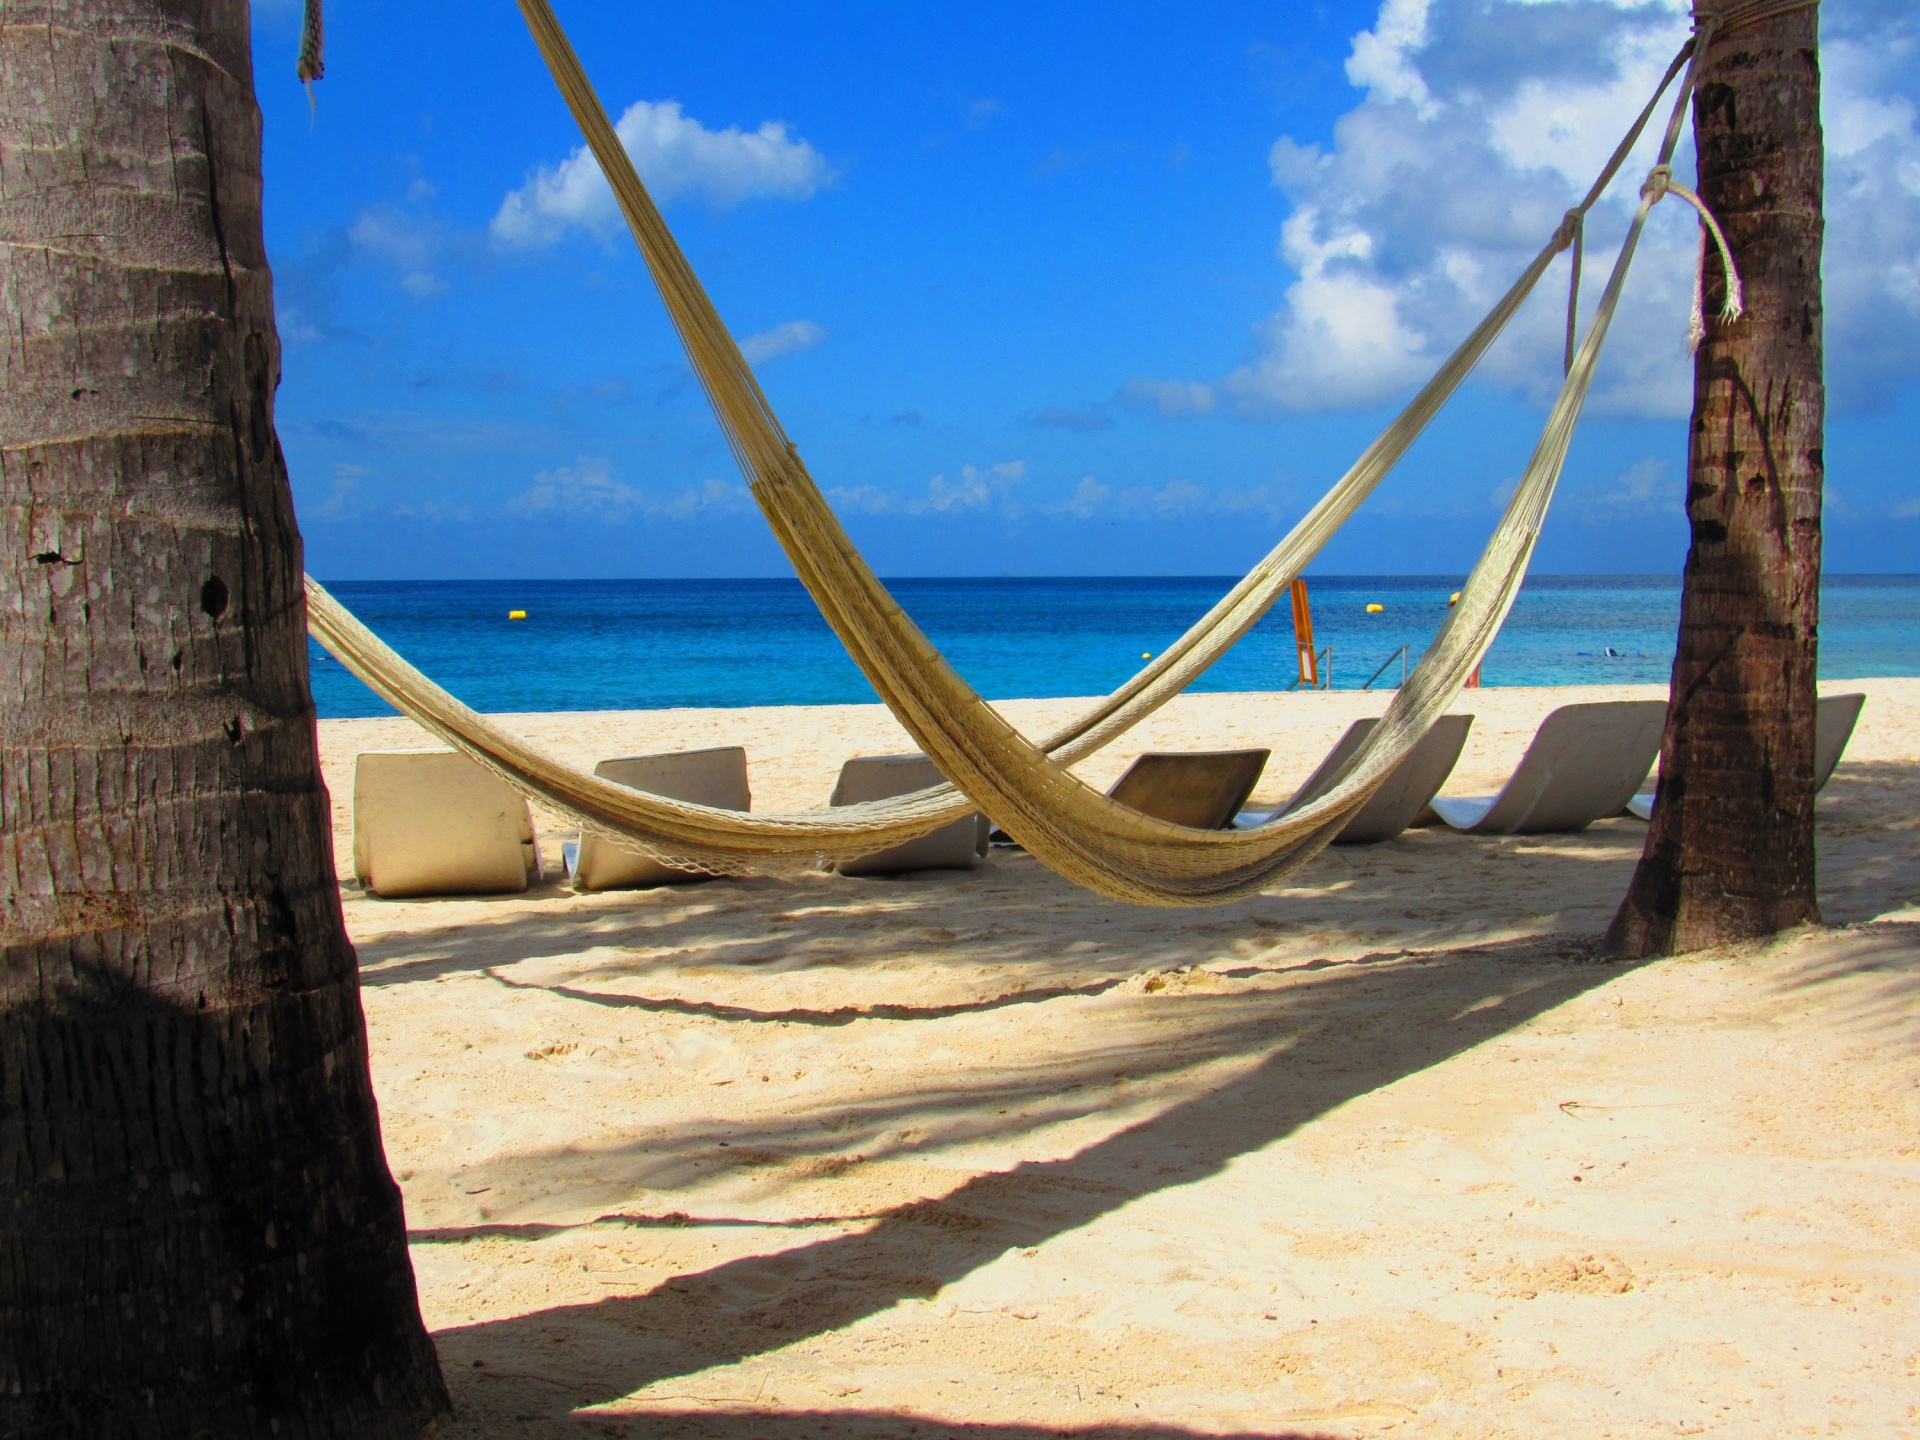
[1692, 0, 1817, 40]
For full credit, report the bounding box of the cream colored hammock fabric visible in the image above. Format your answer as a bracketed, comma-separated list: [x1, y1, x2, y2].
[307, 8, 1723, 904]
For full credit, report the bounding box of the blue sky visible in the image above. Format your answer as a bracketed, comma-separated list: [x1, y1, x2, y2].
[253, 0, 1920, 579]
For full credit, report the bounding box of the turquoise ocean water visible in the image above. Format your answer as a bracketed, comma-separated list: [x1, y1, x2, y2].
[309, 575, 1920, 720]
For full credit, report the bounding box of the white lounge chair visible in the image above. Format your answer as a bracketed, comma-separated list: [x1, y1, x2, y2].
[1424, 701, 1666, 835]
[1237, 715, 1472, 844]
[830, 754, 988, 877]
[566, 746, 750, 892]
[1625, 691, 1866, 820]
[353, 748, 542, 897]
[1108, 749, 1270, 829]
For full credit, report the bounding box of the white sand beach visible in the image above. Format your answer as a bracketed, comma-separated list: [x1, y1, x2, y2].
[318, 679, 1920, 1438]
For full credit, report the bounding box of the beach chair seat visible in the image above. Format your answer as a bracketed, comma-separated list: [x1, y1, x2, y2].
[353, 748, 542, 898]
[1625, 691, 1867, 820]
[1107, 749, 1270, 830]
[567, 746, 750, 892]
[1424, 700, 1665, 835]
[1237, 715, 1472, 844]
[830, 754, 989, 877]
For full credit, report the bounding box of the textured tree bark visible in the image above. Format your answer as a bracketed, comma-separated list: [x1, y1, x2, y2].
[0, 1, 449, 1432]
[1606, 7, 1825, 958]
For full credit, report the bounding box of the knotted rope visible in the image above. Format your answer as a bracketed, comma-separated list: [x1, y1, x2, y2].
[1558, 210, 1585, 376]
[1694, 0, 1819, 39]
[297, 0, 325, 93]
[1641, 162, 1745, 351]
[1554, 0, 1815, 367]
[1667, 0, 1820, 349]
[1548, 39, 1694, 375]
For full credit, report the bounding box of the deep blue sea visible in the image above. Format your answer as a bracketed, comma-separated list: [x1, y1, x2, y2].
[308, 575, 1920, 720]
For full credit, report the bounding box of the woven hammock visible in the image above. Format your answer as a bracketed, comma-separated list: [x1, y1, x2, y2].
[307, 6, 1729, 905]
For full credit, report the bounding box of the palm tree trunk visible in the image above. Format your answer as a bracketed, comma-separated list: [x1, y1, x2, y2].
[0, 1, 449, 1431]
[1606, 5, 1825, 958]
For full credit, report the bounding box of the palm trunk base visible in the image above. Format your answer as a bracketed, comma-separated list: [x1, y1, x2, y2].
[1605, 851, 1820, 959]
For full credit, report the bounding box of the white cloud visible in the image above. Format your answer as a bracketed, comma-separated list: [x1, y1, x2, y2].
[399, 271, 447, 299]
[739, 319, 827, 364]
[348, 204, 447, 299]
[1047, 476, 1112, 517]
[1120, 378, 1219, 417]
[1345, 0, 1438, 115]
[1583, 456, 1678, 518]
[493, 100, 830, 247]
[1892, 496, 1920, 520]
[1151, 0, 1920, 419]
[1032, 475, 1291, 521]
[311, 464, 367, 520]
[1267, 136, 1326, 190]
[278, 306, 323, 345]
[506, 458, 749, 521]
[827, 461, 1027, 516]
[821, 464, 1291, 523]
[1819, 30, 1920, 408]
[1031, 405, 1114, 431]
[1218, 209, 1431, 412]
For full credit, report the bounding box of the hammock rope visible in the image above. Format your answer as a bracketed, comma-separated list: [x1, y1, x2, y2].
[306, 7, 1726, 904]
[296, 0, 324, 83]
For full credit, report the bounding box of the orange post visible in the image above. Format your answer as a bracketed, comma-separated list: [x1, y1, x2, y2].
[1289, 578, 1318, 688]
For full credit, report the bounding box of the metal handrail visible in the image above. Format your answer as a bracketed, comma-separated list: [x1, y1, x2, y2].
[1362, 645, 1410, 691]
[1286, 646, 1333, 691]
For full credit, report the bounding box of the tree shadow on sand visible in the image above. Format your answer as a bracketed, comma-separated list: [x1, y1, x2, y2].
[428, 931, 1632, 1426]
[482, 967, 1130, 1027]
[452, 1404, 1339, 1439]
[1768, 917, 1920, 1054]
[416, 945, 1503, 1206]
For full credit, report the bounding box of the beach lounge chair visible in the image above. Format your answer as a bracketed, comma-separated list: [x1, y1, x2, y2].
[353, 748, 542, 897]
[567, 746, 750, 891]
[1236, 715, 1473, 844]
[1625, 691, 1867, 820]
[830, 754, 989, 877]
[1422, 700, 1666, 835]
[1107, 749, 1270, 829]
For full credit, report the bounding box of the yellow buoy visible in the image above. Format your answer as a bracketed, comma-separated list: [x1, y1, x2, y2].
[508, 610, 527, 620]
[1366, 603, 1384, 614]
[1142, 652, 1152, 659]
[1448, 591, 1461, 607]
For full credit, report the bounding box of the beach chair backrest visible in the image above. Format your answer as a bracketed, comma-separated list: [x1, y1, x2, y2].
[1814, 692, 1866, 791]
[595, 746, 751, 811]
[572, 746, 750, 892]
[1479, 701, 1666, 834]
[831, 754, 984, 876]
[1282, 715, 1473, 845]
[1107, 749, 1270, 830]
[353, 747, 537, 898]
[1281, 720, 1374, 815]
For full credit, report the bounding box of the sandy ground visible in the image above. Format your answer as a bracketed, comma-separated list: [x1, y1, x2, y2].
[318, 679, 1920, 1439]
